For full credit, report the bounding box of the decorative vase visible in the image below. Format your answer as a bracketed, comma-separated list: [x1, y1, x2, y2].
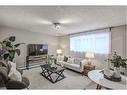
[114, 67, 121, 78]
[51, 59, 57, 68]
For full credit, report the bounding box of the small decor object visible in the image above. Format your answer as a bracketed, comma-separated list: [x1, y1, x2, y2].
[105, 52, 127, 81]
[49, 55, 57, 68]
[56, 49, 62, 57]
[85, 52, 94, 65]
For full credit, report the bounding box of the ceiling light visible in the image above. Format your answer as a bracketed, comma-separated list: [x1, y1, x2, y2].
[53, 23, 61, 30]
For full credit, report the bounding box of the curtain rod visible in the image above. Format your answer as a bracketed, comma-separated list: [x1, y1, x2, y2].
[69, 24, 126, 36]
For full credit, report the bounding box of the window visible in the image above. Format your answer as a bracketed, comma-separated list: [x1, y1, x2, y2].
[70, 30, 110, 54]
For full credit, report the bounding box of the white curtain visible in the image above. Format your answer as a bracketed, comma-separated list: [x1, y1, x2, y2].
[70, 28, 111, 69]
[70, 28, 110, 54]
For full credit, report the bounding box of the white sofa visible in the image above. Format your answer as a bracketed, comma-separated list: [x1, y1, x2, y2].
[57, 56, 86, 73]
[57, 55, 103, 73]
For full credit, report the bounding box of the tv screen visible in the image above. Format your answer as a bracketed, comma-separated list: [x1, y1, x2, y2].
[28, 44, 48, 56]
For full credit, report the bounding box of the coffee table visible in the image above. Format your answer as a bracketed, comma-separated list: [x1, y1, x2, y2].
[88, 70, 127, 89]
[40, 64, 65, 83]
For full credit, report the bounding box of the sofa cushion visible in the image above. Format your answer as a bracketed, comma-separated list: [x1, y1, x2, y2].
[58, 61, 67, 65]
[66, 63, 80, 68]
[74, 58, 83, 64]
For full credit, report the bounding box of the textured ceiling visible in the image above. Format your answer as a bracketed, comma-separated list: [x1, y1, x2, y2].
[0, 6, 126, 36]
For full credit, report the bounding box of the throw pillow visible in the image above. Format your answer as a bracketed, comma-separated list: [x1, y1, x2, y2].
[67, 57, 71, 63]
[68, 57, 75, 64]
[8, 61, 22, 81]
[69, 58, 74, 64]
[8, 69, 22, 81]
[63, 56, 68, 62]
[8, 61, 16, 70]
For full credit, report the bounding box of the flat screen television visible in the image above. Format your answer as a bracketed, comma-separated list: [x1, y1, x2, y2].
[27, 44, 48, 56]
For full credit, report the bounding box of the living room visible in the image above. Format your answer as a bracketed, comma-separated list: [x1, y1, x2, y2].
[0, 6, 127, 90]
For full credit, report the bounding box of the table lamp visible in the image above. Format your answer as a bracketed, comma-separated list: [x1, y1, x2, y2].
[56, 49, 62, 56]
[85, 52, 94, 65]
[56, 49, 62, 63]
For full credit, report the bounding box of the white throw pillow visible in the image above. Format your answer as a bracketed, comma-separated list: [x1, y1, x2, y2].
[8, 69, 22, 81]
[8, 61, 22, 81]
[67, 57, 71, 63]
[8, 61, 16, 70]
[67, 57, 74, 64]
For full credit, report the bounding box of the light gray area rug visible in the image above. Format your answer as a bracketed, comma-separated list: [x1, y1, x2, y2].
[23, 67, 97, 89]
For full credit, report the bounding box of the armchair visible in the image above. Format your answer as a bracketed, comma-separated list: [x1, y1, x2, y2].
[0, 61, 30, 89]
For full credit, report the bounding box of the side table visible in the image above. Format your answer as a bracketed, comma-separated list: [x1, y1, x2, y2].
[82, 64, 95, 76]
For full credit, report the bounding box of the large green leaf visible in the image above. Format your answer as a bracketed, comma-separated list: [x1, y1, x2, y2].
[9, 50, 15, 61]
[9, 36, 15, 42]
[14, 43, 21, 47]
[6, 41, 12, 48]
[3, 53, 9, 60]
[15, 49, 21, 56]
[14, 43, 25, 47]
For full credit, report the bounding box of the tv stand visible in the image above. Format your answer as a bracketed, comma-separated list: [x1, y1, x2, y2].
[26, 54, 48, 69]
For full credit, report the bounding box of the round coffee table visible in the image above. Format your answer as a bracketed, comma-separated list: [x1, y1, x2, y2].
[88, 70, 127, 89]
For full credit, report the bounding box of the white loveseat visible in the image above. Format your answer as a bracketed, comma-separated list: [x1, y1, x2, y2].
[57, 56, 85, 73]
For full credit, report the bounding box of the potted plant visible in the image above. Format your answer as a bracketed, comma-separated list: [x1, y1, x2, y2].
[120, 58, 127, 75]
[0, 36, 24, 62]
[106, 52, 127, 78]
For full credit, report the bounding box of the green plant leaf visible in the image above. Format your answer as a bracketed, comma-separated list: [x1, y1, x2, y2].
[9, 36, 15, 42]
[14, 43, 21, 47]
[14, 43, 25, 47]
[15, 49, 20, 56]
[3, 53, 9, 60]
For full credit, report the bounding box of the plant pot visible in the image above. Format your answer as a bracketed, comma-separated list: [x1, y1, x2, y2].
[114, 67, 121, 78]
[120, 66, 126, 75]
[125, 69, 127, 76]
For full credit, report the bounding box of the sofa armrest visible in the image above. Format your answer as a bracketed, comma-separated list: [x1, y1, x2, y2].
[80, 61, 87, 71]
[0, 75, 6, 87]
[6, 80, 27, 89]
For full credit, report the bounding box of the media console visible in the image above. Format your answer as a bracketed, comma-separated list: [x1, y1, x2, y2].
[26, 54, 48, 69]
[26, 44, 48, 69]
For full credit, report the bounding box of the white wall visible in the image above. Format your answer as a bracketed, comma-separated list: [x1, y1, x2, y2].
[125, 25, 127, 58]
[58, 35, 70, 56]
[0, 27, 59, 67]
[111, 25, 126, 57]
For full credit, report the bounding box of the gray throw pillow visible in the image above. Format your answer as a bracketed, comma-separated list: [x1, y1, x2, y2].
[63, 56, 68, 62]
